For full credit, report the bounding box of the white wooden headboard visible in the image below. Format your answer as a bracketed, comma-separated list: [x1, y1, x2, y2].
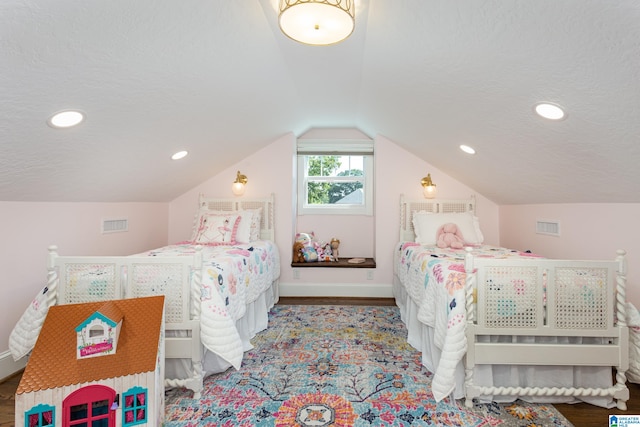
[399, 194, 476, 241]
[198, 193, 275, 241]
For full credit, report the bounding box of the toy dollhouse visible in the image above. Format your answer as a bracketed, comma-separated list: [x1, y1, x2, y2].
[15, 296, 165, 427]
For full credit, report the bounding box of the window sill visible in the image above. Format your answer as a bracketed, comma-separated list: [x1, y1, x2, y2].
[291, 258, 376, 268]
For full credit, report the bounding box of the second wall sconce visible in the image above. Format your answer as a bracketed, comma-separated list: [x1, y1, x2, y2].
[232, 171, 248, 196]
[421, 173, 437, 199]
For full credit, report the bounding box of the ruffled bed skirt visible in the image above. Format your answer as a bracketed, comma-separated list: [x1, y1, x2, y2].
[166, 280, 278, 379]
[392, 276, 615, 408]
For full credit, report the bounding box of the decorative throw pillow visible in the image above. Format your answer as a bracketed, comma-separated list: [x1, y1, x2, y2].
[412, 211, 483, 245]
[194, 213, 240, 244]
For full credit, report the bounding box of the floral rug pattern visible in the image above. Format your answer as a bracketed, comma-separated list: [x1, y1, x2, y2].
[164, 305, 573, 426]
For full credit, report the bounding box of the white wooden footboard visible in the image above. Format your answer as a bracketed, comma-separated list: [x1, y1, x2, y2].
[464, 249, 630, 410]
[47, 245, 204, 397]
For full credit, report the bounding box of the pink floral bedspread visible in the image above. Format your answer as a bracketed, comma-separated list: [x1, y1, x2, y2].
[143, 241, 280, 321]
[394, 242, 541, 400]
[140, 240, 280, 368]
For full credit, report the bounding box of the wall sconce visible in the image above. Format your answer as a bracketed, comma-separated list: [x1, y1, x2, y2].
[232, 171, 248, 196]
[421, 173, 437, 199]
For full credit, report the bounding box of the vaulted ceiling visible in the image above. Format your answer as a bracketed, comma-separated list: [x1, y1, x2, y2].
[2, 1, 639, 204]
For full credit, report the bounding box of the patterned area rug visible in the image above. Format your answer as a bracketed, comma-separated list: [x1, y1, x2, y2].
[164, 305, 573, 426]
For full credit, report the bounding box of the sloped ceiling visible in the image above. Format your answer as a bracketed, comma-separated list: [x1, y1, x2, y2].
[1, 0, 639, 204]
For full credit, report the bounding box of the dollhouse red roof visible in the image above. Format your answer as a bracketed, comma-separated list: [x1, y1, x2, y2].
[17, 296, 164, 394]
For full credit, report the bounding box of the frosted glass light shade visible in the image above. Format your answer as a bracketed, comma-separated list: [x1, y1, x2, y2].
[423, 185, 437, 199]
[279, 0, 355, 46]
[232, 182, 245, 196]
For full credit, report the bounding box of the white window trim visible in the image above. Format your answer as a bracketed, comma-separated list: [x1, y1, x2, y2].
[297, 154, 374, 216]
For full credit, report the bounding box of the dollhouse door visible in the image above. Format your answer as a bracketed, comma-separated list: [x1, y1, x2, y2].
[62, 385, 116, 427]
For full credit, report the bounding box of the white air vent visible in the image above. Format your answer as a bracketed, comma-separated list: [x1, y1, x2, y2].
[536, 220, 560, 236]
[102, 218, 128, 234]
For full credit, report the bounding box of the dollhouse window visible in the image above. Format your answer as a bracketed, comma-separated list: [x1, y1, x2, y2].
[122, 387, 147, 426]
[25, 404, 54, 427]
[89, 325, 105, 338]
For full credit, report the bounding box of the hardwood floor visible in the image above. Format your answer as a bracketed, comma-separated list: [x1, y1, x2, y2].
[0, 372, 20, 427]
[1, 297, 637, 426]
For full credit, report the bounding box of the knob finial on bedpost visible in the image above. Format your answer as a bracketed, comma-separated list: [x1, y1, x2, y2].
[48, 245, 58, 269]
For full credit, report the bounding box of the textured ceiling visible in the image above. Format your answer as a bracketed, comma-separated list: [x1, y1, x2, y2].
[1, 0, 639, 204]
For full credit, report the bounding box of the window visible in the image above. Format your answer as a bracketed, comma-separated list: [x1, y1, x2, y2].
[89, 325, 105, 338]
[297, 139, 374, 215]
[25, 404, 54, 427]
[122, 387, 147, 426]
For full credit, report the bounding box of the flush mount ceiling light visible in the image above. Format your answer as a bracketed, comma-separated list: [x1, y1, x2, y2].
[48, 110, 84, 128]
[278, 0, 355, 46]
[534, 103, 566, 120]
[171, 150, 188, 160]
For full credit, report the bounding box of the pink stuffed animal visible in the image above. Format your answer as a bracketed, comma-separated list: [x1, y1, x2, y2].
[436, 223, 465, 249]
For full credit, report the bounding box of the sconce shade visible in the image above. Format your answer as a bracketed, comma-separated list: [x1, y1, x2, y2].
[421, 173, 437, 199]
[278, 0, 355, 46]
[232, 171, 248, 196]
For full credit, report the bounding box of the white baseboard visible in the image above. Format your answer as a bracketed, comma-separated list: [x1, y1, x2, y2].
[279, 282, 393, 298]
[0, 350, 27, 381]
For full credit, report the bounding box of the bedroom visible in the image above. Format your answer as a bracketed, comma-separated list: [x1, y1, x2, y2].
[2, 0, 640, 408]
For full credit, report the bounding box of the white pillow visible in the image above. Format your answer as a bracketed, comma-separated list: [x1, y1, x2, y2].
[412, 211, 483, 245]
[248, 208, 263, 241]
[235, 210, 256, 244]
[194, 213, 240, 244]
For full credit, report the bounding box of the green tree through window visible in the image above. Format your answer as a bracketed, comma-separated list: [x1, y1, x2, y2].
[306, 155, 364, 205]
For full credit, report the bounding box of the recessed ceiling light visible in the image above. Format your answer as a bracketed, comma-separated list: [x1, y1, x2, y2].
[48, 110, 84, 128]
[460, 144, 476, 154]
[534, 103, 566, 120]
[171, 151, 188, 160]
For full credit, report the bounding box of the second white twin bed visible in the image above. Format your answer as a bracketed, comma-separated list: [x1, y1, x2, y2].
[393, 195, 629, 410]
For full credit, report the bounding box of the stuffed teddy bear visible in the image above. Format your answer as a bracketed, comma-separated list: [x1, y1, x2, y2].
[330, 238, 340, 261]
[292, 241, 306, 263]
[436, 223, 465, 249]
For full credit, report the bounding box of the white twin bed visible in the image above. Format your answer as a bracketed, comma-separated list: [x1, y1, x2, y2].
[393, 195, 630, 409]
[10, 194, 280, 399]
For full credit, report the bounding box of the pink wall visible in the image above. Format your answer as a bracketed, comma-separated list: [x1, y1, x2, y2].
[296, 216, 375, 259]
[168, 132, 499, 295]
[500, 204, 640, 307]
[168, 133, 296, 257]
[1, 201, 168, 373]
[5, 133, 637, 377]
[374, 135, 499, 287]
